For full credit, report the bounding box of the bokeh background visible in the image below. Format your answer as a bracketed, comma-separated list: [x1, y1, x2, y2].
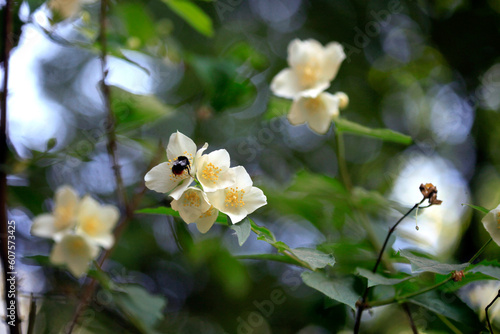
[4, 0, 500, 333]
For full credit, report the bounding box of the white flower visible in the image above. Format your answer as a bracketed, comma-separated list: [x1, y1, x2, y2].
[195, 149, 235, 192]
[288, 92, 348, 135]
[75, 196, 119, 249]
[194, 205, 219, 234]
[50, 234, 99, 277]
[171, 187, 211, 224]
[482, 204, 500, 246]
[145, 131, 207, 200]
[31, 185, 79, 241]
[271, 39, 346, 99]
[206, 166, 267, 224]
[460, 281, 500, 323]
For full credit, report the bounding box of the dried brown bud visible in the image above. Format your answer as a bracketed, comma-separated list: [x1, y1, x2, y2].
[419, 183, 437, 199]
[452, 270, 465, 282]
[429, 193, 443, 205]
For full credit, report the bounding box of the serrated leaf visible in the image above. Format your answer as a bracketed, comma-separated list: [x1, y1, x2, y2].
[162, 0, 213, 37]
[301, 272, 359, 310]
[399, 249, 469, 274]
[469, 265, 500, 280]
[462, 203, 490, 214]
[230, 217, 251, 246]
[408, 290, 481, 328]
[356, 267, 411, 287]
[112, 284, 166, 332]
[335, 118, 412, 145]
[291, 248, 335, 270]
[250, 219, 276, 242]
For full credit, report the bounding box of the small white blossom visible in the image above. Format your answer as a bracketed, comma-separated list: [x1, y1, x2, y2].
[171, 187, 211, 224]
[76, 196, 119, 249]
[31, 185, 79, 241]
[288, 92, 347, 135]
[193, 205, 219, 234]
[482, 204, 500, 246]
[206, 166, 267, 224]
[50, 233, 99, 277]
[195, 148, 235, 192]
[145, 131, 207, 200]
[271, 39, 346, 99]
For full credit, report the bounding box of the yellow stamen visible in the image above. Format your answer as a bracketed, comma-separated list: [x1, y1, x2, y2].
[183, 191, 200, 207]
[297, 59, 320, 87]
[82, 217, 100, 236]
[303, 96, 324, 112]
[202, 162, 221, 184]
[54, 206, 73, 230]
[224, 187, 245, 208]
[200, 205, 215, 218]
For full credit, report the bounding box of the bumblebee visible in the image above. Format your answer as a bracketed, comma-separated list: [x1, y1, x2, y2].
[171, 156, 191, 176]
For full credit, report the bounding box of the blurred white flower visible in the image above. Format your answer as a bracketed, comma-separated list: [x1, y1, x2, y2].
[194, 205, 219, 234]
[31, 185, 79, 241]
[206, 166, 267, 223]
[195, 148, 235, 192]
[271, 39, 346, 99]
[145, 131, 207, 200]
[482, 204, 500, 246]
[171, 187, 211, 224]
[76, 195, 120, 249]
[50, 233, 100, 277]
[461, 281, 500, 324]
[288, 92, 348, 135]
[48, 0, 96, 20]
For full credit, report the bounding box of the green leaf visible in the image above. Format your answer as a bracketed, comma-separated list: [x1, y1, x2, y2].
[335, 118, 412, 145]
[399, 249, 469, 275]
[235, 254, 302, 266]
[301, 272, 359, 310]
[408, 290, 481, 328]
[469, 264, 500, 280]
[22, 255, 51, 266]
[356, 268, 411, 287]
[291, 248, 335, 270]
[162, 0, 214, 37]
[112, 284, 166, 332]
[462, 203, 490, 214]
[250, 219, 276, 242]
[230, 217, 251, 246]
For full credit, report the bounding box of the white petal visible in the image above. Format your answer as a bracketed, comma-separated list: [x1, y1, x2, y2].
[171, 187, 210, 224]
[243, 186, 267, 215]
[31, 214, 57, 239]
[55, 185, 79, 210]
[193, 142, 209, 174]
[166, 131, 197, 161]
[482, 205, 500, 247]
[205, 189, 226, 213]
[169, 177, 194, 200]
[295, 82, 331, 99]
[322, 42, 346, 82]
[194, 207, 219, 233]
[287, 39, 323, 69]
[206, 185, 247, 224]
[270, 68, 303, 99]
[50, 234, 99, 278]
[145, 162, 185, 194]
[320, 92, 341, 119]
[291, 94, 334, 135]
[288, 100, 308, 126]
[225, 209, 248, 224]
[76, 196, 119, 248]
[231, 166, 253, 189]
[197, 149, 235, 192]
[88, 234, 115, 249]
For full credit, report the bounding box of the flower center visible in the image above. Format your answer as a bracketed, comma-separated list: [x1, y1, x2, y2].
[69, 238, 87, 256]
[303, 96, 323, 112]
[183, 191, 201, 207]
[200, 205, 216, 218]
[82, 216, 100, 236]
[54, 206, 73, 230]
[202, 163, 221, 184]
[297, 60, 320, 87]
[225, 187, 245, 207]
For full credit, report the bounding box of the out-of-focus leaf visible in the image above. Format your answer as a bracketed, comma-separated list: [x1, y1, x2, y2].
[301, 272, 359, 310]
[235, 254, 302, 266]
[462, 203, 490, 214]
[468, 262, 500, 280]
[135, 206, 228, 224]
[399, 249, 469, 274]
[230, 217, 251, 246]
[111, 284, 166, 333]
[291, 248, 335, 270]
[162, 0, 213, 37]
[408, 290, 481, 328]
[23, 255, 51, 266]
[335, 118, 412, 145]
[112, 3, 156, 45]
[110, 86, 171, 131]
[356, 268, 411, 287]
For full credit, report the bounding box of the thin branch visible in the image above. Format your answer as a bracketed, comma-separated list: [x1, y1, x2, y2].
[353, 198, 426, 334]
[0, 0, 21, 332]
[486, 289, 500, 334]
[334, 131, 352, 192]
[402, 303, 418, 334]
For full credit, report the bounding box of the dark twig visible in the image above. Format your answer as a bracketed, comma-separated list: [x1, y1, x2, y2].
[353, 198, 426, 334]
[0, 0, 21, 332]
[402, 303, 418, 334]
[486, 289, 500, 334]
